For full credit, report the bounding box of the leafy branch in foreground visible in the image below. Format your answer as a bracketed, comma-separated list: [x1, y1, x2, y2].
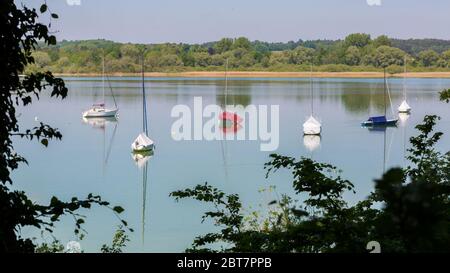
[170, 183, 243, 252]
[101, 225, 130, 253]
[1, 0, 130, 252]
[440, 89, 450, 103]
[172, 114, 450, 253]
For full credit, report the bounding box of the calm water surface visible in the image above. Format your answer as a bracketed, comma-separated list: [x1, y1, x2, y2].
[12, 77, 450, 252]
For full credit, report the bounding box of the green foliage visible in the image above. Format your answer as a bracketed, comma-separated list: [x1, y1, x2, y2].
[0, 0, 130, 253]
[419, 49, 440, 67]
[288, 46, 315, 65]
[29, 34, 450, 73]
[344, 33, 371, 48]
[264, 156, 354, 211]
[440, 89, 450, 103]
[170, 183, 242, 252]
[373, 35, 392, 48]
[345, 46, 362, 66]
[392, 38, 450, 55]
[35, 240, 64, 253]
[172, 113, 450, 253]
[372, 46, 406, 68]
[101, 226, 130, 253]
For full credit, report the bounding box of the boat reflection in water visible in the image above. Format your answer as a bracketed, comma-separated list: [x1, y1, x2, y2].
[82, 116, 118, 129]
[398, 112, 410, 127]
[132, 150, 153, 245]
[82, 116, 118, 172]
[365, 121, 396, 173]
[303, 135, 321, 152]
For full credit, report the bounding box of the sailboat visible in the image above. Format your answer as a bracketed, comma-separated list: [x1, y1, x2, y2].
[131, 52, 155, 153]
[362, 68, 398, 127]
[303, 64, 322, 135]
[83, 57, 118, 118]
[398, 56, 412, 113]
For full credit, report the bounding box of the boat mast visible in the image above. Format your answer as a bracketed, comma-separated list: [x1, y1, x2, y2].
[310, 64, 314, 116]
[102, 56, 105, 104]
[403, 55, 407, 100]
[142, 51, 148, 135]
[225, 58, 229, 109]
[384, 67, 387, 117]
[383, 129, 386, 173]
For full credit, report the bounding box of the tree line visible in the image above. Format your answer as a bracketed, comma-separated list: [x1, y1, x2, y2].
[29, 34, 450, 74]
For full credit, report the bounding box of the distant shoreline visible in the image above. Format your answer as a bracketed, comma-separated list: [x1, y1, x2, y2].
[53, 71, 450, 78]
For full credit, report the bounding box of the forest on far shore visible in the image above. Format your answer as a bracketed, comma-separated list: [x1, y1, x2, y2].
[28, 34, 450, 74]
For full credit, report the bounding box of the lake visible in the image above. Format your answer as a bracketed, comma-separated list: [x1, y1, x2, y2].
[12, 77, 450, 252]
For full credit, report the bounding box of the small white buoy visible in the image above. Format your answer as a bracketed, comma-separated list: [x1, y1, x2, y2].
[34, 116, 39, 122]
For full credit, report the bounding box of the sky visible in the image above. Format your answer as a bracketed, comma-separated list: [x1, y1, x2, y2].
[18, 0, 450, 44]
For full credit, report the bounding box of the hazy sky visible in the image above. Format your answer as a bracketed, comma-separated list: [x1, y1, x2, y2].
[19, 0, 450, 43]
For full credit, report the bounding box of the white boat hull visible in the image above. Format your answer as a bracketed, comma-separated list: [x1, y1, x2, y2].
[131, 133, 155, 153]
[303, 128, 321, 135]
[303, 116, 322, 135]
[83, 108, 118, 118]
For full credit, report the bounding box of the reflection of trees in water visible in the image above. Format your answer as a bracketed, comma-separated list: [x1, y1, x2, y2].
[340, 82, 390, 114]
[215, 80, 252, 107]
[72, 78, 438, 115]
[132, 151, 153, 246]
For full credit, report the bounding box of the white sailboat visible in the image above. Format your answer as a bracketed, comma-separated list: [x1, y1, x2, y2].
[131, 52, 155, 153]
[398, 56, 412, 113]
[303, 64, 322, 135]
[83, 57, 118, 118]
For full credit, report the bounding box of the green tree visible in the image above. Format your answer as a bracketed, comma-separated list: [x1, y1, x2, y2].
[373, 46, 406, 68]
[268, 51, 290, 66]
[232, 37, 252, 50]
[288, 46, 315, 65]
[159, 54, 183, 67]
[120, 44, 141, 63]
[214, 38, 233, 54]
[440, 50, 450, 68]
[210, 54, 226, 66]
[193, 52, 212, 67]
[418, 49, 439, 67]
[32, 51, 51, 68]
[344, 33, 371, 48]
[344, 46, 361, 66]
[373, 35, 392, 48]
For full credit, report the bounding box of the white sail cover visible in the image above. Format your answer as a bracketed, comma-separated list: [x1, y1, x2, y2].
[131, 133, 154, 152]
[303, 116, 321, 135]
[398, 100, 411, 113]
[303, 135, 321, 152]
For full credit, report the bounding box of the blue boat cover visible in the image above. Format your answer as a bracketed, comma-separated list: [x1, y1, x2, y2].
[368, 116, 387, 123]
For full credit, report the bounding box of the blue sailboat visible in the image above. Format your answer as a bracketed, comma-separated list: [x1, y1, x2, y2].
[362, 68, 398, 127]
